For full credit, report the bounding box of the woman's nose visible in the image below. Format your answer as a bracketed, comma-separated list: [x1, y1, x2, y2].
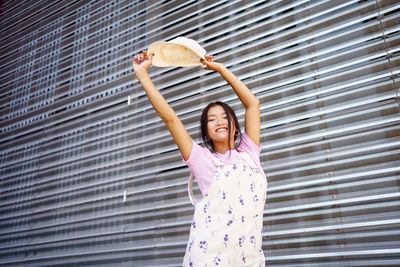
[216, 117, 225, 125]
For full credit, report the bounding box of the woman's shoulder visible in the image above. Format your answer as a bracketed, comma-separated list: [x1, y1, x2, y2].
[237, 132, 262, 153]
[185, 139, 213, 164]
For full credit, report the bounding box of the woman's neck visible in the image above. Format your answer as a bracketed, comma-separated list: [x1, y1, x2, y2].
[214, 142, 234, 154]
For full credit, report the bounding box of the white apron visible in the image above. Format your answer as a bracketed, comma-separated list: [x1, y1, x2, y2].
[183, 152, 267, 267]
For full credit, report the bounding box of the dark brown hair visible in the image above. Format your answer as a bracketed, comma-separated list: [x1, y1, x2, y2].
[200, 101, 241, 152]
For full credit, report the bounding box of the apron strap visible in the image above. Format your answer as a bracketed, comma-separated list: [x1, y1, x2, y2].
[187, 154, 224, 206]
[211, 154, 224, 166]
[188, 172, 197, 206]
[239, 151, 258, 169]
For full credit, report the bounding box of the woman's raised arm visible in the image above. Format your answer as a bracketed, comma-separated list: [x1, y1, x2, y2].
[133, 51, 193, 160]
[201, 58, 260, 146]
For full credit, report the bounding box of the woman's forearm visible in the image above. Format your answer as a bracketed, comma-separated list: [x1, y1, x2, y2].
[217, 65, 259, 109]
[135, 70, 177, 123]
[132, 52, 193, 159]
[216, 64, 260, 145]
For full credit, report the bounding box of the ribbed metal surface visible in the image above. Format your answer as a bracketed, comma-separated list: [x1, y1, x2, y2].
[0, 0, 399, 266]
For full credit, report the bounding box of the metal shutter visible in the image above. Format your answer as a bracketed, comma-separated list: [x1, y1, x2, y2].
[0, 0, 399, 266]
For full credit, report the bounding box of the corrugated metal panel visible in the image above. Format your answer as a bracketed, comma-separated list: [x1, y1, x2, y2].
[0, 0, 399, 266]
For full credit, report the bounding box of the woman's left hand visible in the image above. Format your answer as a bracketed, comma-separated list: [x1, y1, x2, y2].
[132, 50, 153, 75]
[200, 56, 224, 72]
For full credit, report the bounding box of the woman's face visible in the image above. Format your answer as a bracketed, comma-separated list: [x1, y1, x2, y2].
[207, 105, 236, 146]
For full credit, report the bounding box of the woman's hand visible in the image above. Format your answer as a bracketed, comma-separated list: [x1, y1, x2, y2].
[132, 50, 153, 75]
[200, 55, 225, 72]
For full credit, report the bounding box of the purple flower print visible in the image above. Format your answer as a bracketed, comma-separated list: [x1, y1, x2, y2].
[188, 240, 194, 252]
[241, 216, 245, 223]
[224, 171, 230, 177]
[250, 235, 255, 245]
[250, 182, 255, 192]
[227, 219, 233, 226]
[199, 240, 208, 252]
[241, 251, 246, 263]
[213, 255, 221, 265]
[233, 164, 237, 170]
[238, 235, 245, 247]
[253, 194, 259, 202]
[239, 195, 244, 206]
[223, 233, 229, 247]
[222, 191, 226, 200]
[227, 206, 232, 214]
[205, 215, 211, 223]
[203, 202, 210, 213]
[192, 221, 196, 229]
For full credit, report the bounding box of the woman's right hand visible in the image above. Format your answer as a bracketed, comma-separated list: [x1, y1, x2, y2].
[200, 55, 225, 72]
[132, 50, 154, 75]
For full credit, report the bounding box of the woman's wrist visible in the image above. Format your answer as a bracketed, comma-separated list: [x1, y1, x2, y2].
[134, 69, 149, 79]
[218, 65, 238, 83]
[216, 63, 227, 74]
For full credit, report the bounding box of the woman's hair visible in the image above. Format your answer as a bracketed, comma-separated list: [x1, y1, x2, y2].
[200, 101, 242, 152]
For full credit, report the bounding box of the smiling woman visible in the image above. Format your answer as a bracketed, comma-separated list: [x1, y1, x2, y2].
[132, 38, 267, 267]
[201, 101, 242, 154]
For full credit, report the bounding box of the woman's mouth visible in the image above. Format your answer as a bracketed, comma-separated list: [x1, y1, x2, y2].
[216, 127, 227, 133]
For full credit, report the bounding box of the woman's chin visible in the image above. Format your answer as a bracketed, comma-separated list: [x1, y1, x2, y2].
[211, 136, 234, 145]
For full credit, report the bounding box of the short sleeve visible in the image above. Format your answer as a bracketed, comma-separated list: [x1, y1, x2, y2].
[183, 140, 217, 196]
[237, 132, 263, 169]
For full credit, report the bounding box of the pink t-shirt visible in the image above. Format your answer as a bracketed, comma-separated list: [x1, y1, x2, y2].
[184, 132, 265, 197]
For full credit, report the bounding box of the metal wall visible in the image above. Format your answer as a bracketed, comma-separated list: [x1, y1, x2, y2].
[0, 0, 399, 266]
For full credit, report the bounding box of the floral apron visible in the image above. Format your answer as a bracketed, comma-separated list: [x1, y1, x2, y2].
[184, 152, 267, 267]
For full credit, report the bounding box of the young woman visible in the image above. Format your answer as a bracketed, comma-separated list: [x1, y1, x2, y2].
[133, 51, 267, 266]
